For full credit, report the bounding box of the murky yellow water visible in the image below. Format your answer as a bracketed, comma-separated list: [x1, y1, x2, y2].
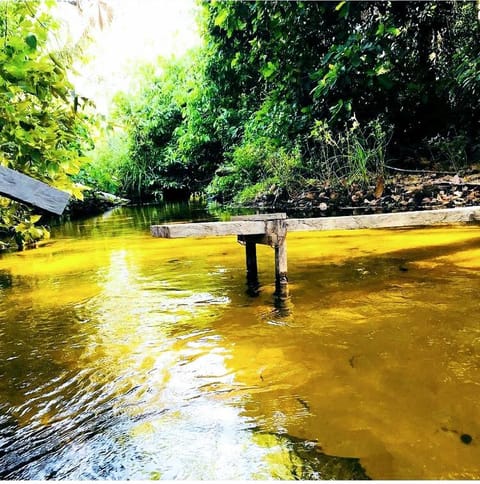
[1, 204, 480, 479]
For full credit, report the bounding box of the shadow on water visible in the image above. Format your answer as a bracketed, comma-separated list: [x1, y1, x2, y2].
[0, 271, 12, 290]
[278, 231, 480, 300]
[362, 231, 480, 263]
[251, 431, 370, 480]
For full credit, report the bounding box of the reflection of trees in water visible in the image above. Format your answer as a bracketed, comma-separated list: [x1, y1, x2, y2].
[56, 201, 218, 239]
[0, 271, 12, 290]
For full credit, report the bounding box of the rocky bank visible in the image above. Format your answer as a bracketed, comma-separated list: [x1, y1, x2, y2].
[253, 168, 480, 216]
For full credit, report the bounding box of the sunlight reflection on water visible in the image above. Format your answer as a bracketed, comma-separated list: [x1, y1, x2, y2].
[0, 204, 480, 479]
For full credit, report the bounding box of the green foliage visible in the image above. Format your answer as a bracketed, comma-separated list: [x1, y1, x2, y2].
[448, 2, 480, 142]
[309, 117, 390, 188]
[309, 1, 480, 150]
[0, 0, 93, 249]
[110, 51, 225, 201]
[425, 132, 469, 171]
[111, 65, 181, 199]
[310, 7, 401, 123]
[0, 198, 49, 250]
[207, 137, 302, 203]
[75, 130, 129, 194]
[235, 182, 270, 204]
[198, 0, 479, 172]
[93, 0, 480, 205]
[206, 140, 264, 203]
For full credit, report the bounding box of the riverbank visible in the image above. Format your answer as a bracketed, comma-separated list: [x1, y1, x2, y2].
[250, 168, 480, 216]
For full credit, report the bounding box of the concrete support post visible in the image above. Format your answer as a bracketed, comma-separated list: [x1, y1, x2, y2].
[237, 215, 289, 299]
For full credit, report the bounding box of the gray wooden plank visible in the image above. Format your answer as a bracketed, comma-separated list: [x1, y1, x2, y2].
[151, 206, 480, 239]
[151, 220, 267, 238]
[0, 166, 70, 215]
[230, 213, 287, 221]
[286, 206, 480, 232]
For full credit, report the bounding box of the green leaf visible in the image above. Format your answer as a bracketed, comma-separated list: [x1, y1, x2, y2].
[329, 99, 344, 120]
[375, 64, 391, 76]
[236, 19, 247, 30]
[336, 1, 350, 18]
[214, 9, 229, 28]
[386, 26, 401, 36]
[25, 34, 37, 50]
[260, 61, 276, 79]
[231, 52, 241, 68]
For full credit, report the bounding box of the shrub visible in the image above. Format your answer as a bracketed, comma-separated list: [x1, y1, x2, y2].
[75, 130, 129, 194]
[207, 137, 302, 203]
[308, 117, 391, 187]
[425, 132, 469, 171]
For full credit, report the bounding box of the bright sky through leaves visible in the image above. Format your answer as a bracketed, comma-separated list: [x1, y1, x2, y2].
[57, 0, 200, 113]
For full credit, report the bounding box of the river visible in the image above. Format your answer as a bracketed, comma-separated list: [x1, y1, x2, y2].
[0, 202, 479, 479]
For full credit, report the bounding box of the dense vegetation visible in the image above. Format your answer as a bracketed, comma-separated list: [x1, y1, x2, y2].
[94, 0, 479, 205]
[1, 0, 480, 250]
[0, 0, 93, 248]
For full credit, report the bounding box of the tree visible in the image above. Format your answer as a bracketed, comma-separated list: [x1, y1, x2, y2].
[0, 0, 93, 248]
[112, 52, 224, 201]
[102, 1, 480, 204]
[200, 0, 480, 201]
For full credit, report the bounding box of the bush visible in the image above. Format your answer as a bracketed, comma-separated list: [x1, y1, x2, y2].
[75, 131, 129, 194]
[236, 181, 271, 204]
[308, 117, 391, 187]
[207, 137, 302, 203]
[425, 132, 469, 171]
[0, 0, 93, 249]
[262, 143, 303, 197]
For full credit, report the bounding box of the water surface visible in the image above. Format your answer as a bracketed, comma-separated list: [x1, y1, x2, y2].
[1, 203, 480, 479]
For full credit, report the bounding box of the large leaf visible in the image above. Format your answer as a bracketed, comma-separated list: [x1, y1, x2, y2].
[260, 61, 276, 79]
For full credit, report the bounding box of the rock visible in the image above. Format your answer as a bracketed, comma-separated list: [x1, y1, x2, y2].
[249, 166, 480, 215]
[460, 434, 473, 445]
[451, 174, 461, 185]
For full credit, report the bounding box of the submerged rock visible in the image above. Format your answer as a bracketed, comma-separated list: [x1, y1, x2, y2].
[460, 434, 473, 445]
[255, 432, 370, 480]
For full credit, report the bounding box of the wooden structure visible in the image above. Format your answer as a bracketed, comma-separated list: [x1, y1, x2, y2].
[0, 166, 70, 215]
[151, 206, 480, 298]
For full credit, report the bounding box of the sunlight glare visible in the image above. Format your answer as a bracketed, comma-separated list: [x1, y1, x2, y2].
[57, 0, 200, 112]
